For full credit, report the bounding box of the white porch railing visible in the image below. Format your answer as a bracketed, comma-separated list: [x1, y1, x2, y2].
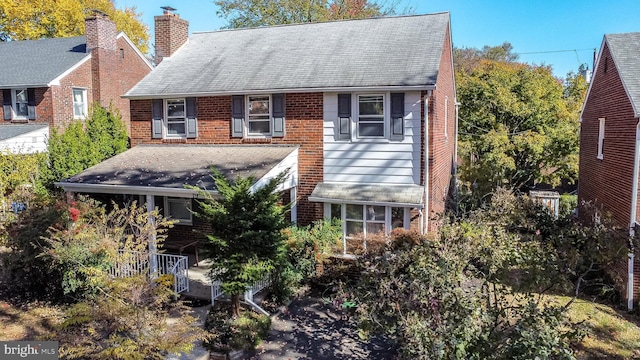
[110, 250, 189, 294]
[210, 273, 271, 314]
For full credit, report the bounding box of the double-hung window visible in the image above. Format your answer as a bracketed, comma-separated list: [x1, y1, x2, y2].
[72, 88, 88, 119]
[336, 92, 404, 141]
[3, 88, 36, 121]
[247, 95, 271, 136]
[231, 94, 285, 138]
[166, 99, 187, 137]
[357, 95, 385, 138]
[13, 89, 29, 119]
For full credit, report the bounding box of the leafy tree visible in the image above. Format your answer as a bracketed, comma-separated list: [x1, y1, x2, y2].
[0, 0, 149, 53]
[456, 60, 583, 203]
[453, 42, 518, 74]
[43, 104, 128, 188]
[215, 0, 403, 28]
[194, 169, 289, 316]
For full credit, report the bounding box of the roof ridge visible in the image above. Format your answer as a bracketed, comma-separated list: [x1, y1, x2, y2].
[192, 12, 449, 35]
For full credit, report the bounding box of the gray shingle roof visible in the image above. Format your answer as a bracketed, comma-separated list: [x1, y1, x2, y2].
[126, 13, 450, 98]
[57, 144, 298, 193]
[309, 182, 424, 206]
[0, 36, 89, 87]
[0, 124, 48, 141]
[605, 32, 640, 116]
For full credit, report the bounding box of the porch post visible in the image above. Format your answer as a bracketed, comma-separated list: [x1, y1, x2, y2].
[146, 194, 158, 276]
[290, 187, 297, 224]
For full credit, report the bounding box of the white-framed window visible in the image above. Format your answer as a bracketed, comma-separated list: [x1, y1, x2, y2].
[597, 117, 605, 159]
[165, 197, 192, 225]
[12, 89, 29, 119]
[72, 88, 88, 119]
[166, 99, 187, 137]
[247, 95, 271, 136]
[327, 203, 409, 255]
[357, 94, 385, 138]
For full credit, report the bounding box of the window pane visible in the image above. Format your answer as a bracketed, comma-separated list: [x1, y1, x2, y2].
[168, 199, 191, 222]
[15, 90, 27, 103]
[73, 103, 84, 117]
[359, 122, 384, 137]
[359, 95, 384, 115]
[392, 207, 404, 229]
[346, 221, 363, 237]
[366, 205, 385, 221]
[167, 123, 186, 135]
[249, 96, 270, 115]
[346, 204, 363, 219]
[366, 222, 385, 235]
[248, 120, 270, 134]
[167, 99, 185, 117]
[331, 203, 341, 219]
[15, 103, 28, 116]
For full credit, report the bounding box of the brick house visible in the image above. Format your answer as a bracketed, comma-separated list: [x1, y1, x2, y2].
[578, 32, 640, 309]
[58, 11, 457, 255]
[0, 12, 152, 150]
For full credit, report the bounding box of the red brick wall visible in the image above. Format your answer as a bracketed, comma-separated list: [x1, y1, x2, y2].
[578, 42, 637, 229]
[52, 59, 94, 130]
[130, 92, 325, 225]
[154, 13, 189, 64]
[423, 24, 457, 231]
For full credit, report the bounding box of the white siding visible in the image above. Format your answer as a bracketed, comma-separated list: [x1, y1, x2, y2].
[323, 91, 422, 184]
[0, 126, 48, 154]
[250, 148, 298, 192]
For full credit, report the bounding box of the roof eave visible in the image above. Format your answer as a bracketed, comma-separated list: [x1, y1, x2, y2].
[308, 195, 424, 208]
[54, 182, 217, 198]
[123, 84, 437, 99]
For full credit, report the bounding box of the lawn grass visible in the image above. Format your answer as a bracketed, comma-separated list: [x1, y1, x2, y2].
[545, 294, 640, 359]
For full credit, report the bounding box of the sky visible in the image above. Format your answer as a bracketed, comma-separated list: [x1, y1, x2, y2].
[115, 0, 640, 78]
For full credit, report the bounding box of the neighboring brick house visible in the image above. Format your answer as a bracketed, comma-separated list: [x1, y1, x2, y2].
[0, 12, 152, 150]
[58, 11, 457, 255]
[578, 32, 640, 309]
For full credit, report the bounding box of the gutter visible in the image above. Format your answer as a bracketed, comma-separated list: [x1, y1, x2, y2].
[628, 120, 640, 310]
[54, 182, 217, 198]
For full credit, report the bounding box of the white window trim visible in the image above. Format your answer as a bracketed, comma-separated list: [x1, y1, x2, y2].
[72, 88, 88, 119]
[12, 88, 28, 120]
[165, 98, 187, 138]
[165, 197, 192, 225]
[246, 94, 272, 137]
[597, 117, 605, 160]
[325, 203, 410, 255]
[356, 93, 387, 139]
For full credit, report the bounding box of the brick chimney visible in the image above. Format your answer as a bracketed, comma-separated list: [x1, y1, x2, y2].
[154, 6, 189, 64]
[84, 11, 118, 116]
[85, 10, 117, 52]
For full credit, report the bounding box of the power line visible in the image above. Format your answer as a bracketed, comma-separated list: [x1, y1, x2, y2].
[517, 48, 594, 55]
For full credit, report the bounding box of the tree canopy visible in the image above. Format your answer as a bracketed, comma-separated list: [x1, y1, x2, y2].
[454, 43, 587, 202]
[215, 0, 405, 28]
[0, 0, 149, 53]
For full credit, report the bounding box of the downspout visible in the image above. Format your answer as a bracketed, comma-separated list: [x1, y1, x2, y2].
[628, 121, 640, 310]
[454, 100, 461, 214]
[423, 92, 430, 233]
[146, 195, 158, 277]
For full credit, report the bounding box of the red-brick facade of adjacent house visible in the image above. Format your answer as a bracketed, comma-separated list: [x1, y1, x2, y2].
[579, 43, 637, 229]
[0, 15, 150, 133]
[579, 42, 639, 301]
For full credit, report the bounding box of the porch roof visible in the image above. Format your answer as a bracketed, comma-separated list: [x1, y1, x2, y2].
[308, 182, 424, 207]
[56, 144, 298, 197]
